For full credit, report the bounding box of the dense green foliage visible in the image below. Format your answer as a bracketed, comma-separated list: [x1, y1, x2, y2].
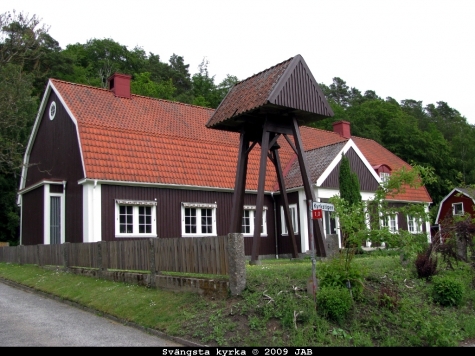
[316, 286, 353, 322]
[431, 275, 465, 307]
[1, 9, 474, 244]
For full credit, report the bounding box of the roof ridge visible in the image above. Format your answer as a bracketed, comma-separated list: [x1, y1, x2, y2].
[234, 56, 294, 86]
[50, 78, 216, 113]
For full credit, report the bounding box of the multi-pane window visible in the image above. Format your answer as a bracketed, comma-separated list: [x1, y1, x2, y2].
[281, 204, 298, 235]
[407, 215, 421, 234]
[382, 214, 398, 233]
[241, 206, 267, 236]
[182, 203, 217, 236]
[452, 202, 464, 216]
[380, 172, 390, 183]
[115, 200, 157, 237]
[324, 210, 337, 235]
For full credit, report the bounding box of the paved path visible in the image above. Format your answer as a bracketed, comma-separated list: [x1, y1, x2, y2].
[0, 281, 184, 347]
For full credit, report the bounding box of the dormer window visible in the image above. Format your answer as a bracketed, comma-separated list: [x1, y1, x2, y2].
[373, 164, 391, 184]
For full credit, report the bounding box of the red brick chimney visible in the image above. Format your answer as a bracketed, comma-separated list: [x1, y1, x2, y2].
[107, 73, 132, 99]
[332, 120, 351, 139]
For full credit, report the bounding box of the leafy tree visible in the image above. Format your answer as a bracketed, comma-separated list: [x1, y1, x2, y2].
[338, 153, 362, 248]
[131, 72, 176, 100]
[0, 63, 37, 174]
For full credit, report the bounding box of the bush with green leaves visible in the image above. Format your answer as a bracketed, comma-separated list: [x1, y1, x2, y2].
[431, 275, 464, 307]
[316, 286, 353, 322]
[317, 256, 365, 299]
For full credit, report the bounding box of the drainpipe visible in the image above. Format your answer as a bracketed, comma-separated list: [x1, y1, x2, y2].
[271, 191, 278, 259]
[92, 180, 97, 243]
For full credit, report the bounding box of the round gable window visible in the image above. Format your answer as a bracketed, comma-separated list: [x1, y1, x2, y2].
[49, 101, 57, 120]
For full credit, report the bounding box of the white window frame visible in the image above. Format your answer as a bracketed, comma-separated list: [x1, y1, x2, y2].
[242, 205, 267, 237]
[281, 204, 298, 235]
[380, 172, 390, 183]
[381, 214, 398, 233]
[44, 183, 66, 245]
[181, 202, 217, 237]
[115, 199, 157, 238]
[452, 202, 464, 216]
[407, 215, 422, 234]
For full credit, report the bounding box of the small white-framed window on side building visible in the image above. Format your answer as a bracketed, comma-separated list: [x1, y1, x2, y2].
[181, 202, 217, 237]
[115, 199, 157, 238]
[381, 214, 398, 233]
[452, 202, 464, 216]
[281, 204, 298, 235]
[241, 205, 267, 236]
[407, 215, 422, 234]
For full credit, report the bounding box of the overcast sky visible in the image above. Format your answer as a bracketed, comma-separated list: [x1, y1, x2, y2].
[3, 0, 474, 124]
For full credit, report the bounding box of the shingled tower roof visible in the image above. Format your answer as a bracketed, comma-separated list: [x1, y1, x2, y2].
[206, 55, 334, 132]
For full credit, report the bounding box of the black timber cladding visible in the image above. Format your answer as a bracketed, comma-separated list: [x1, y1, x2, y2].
[21, 187, 44, 245]
[101, 185, 286, 256]
[24, 90, 85, 244]
[322, 147, 380, 191]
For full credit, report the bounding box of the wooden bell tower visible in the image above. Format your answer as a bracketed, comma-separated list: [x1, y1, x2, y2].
[206, 55, 334, 263]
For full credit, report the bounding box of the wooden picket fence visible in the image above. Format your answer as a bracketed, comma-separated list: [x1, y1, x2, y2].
[0, 236, 231, 276]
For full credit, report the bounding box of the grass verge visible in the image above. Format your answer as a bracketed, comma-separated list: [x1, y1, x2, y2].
[1, 250, 474, 346]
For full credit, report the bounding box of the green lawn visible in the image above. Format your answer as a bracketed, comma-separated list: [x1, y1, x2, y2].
[1, 249, 474, 346]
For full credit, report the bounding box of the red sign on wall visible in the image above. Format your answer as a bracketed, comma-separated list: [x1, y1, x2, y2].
[312, 209, 323, 220]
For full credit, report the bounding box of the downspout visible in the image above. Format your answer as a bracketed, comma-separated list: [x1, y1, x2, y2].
[93, 180, 97, 242]
[271, 191, 278, 259]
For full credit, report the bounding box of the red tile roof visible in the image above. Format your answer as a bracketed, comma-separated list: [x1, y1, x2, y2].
[50, 78, 431, 203]
[353, 137, 432, 203]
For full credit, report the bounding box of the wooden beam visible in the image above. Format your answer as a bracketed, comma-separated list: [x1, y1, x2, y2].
[291, 118, 328, 257]
[271, 148, 299, 258]
[229, 132, 250, 233]
[250, 125, 270, 263]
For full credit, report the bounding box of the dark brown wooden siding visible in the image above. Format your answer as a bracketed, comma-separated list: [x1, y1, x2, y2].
[21, 187, 44, 245]
[25, 91, 84, 243]
[322, 147, 379, 191]
[100, 185, 277, 256]
[274, 191, 302, 255]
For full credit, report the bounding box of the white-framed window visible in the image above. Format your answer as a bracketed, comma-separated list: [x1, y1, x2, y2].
[452, 202, 464, 216]
[407, 215, 422, 234]
[49, 101, 57, 120]
[324, 210, 337, 235]
[115, 199, 157, 238]
[242, 205, 267, 236]
[181, 202, 217, 237]
[380, 172, 390, 183]
[281, 204, 298, 235]
[381, 214, 398, 233]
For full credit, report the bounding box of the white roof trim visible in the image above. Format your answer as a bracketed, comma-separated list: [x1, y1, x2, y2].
[18, 180, 67, 195]
[316, 139, 381, 187]
[18, 80, 86, 194]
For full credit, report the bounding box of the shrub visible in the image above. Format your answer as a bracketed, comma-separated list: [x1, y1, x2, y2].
[378, 285, 399, 310]
[317, 256, 365, 299]
[431, 275, 464, 307]
[316, 286, 353, 322]
[415, 248, 438, 280]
